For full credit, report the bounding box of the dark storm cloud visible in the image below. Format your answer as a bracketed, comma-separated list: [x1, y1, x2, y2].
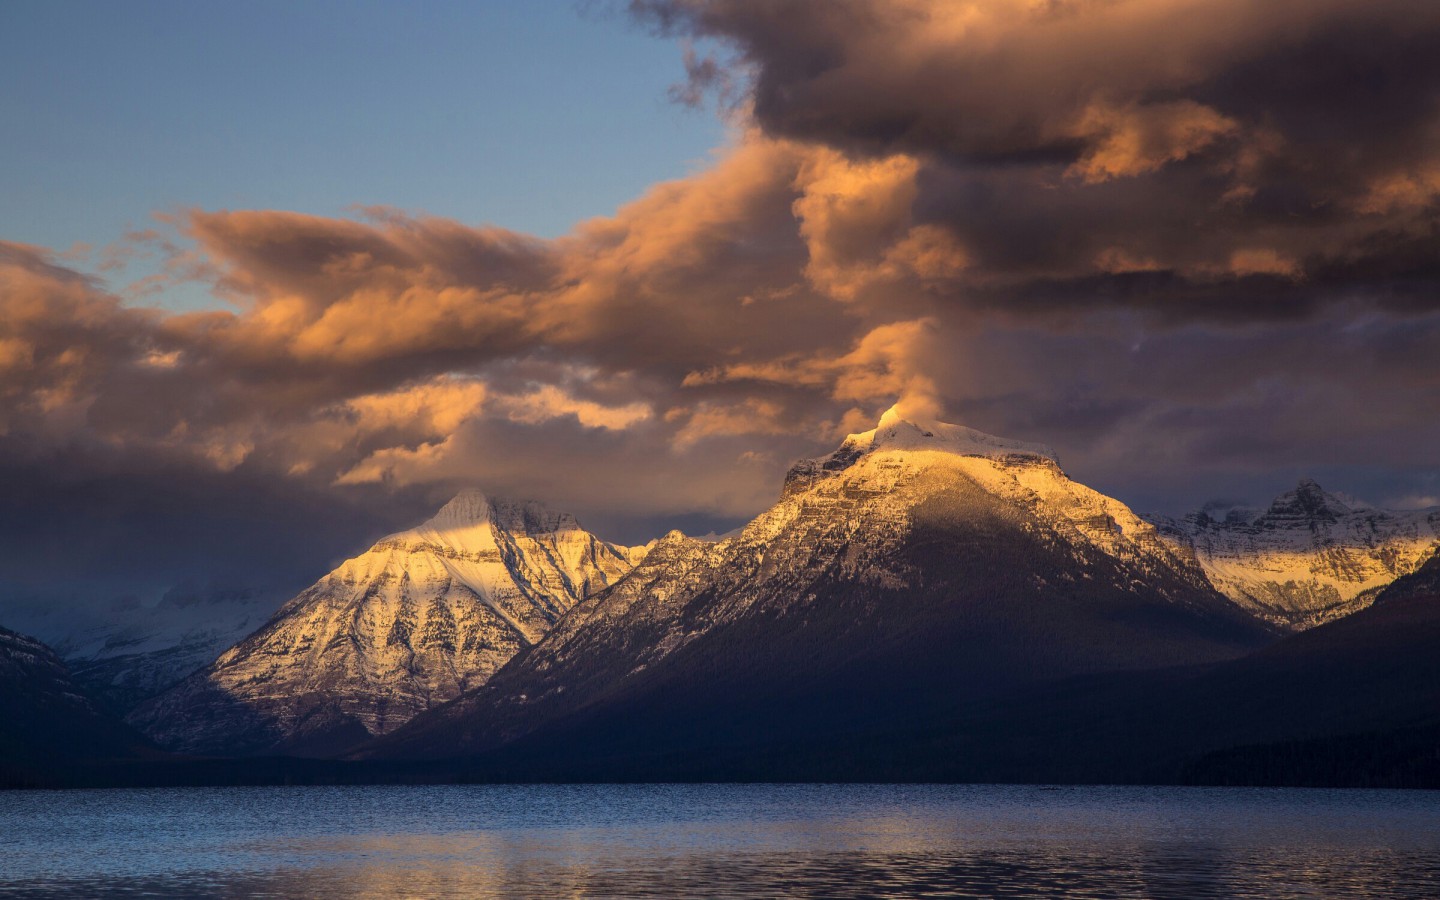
[0, 445, 406, 593]
[637, 1, 1440, 177]
[929, 307, 1440, 512]
[636, 0, 1440, 319]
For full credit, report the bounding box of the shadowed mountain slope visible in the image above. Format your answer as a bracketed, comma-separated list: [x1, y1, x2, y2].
[0, 625, 154, 784]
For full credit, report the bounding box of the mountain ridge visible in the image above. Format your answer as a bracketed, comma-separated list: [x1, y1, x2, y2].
[1151, 480, 1440, 629]
[128, 491, 644, 756]
[367, 409, 1269, 763]
[0, 624, 154, 781]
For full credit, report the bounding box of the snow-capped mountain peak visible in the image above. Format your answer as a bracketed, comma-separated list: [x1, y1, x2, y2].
[1255, 478, 1357, 526]
[130, 490, 647, 756]
[868, 405, 1058, 461]
[426, 488, 497, 527]
[394, 491, 589, 562]
[1152, 480, 1440, 629]
[373, 406, 1264, 764]
[422, 490, 582, 535]
[784, 406, 1056, 497]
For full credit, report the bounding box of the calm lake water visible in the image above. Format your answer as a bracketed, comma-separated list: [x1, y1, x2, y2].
[0, 784, 1437, 897]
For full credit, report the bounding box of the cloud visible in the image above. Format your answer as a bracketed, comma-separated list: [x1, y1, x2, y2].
[2, 0, 1440, 606]
[0, 241, 163, 441]
[667, 397, 793, 449]
[682, 318, 943, 424]
[638, 0, 1440, 318]
[791, 148, 922, 298]
[494, 384, 651, 431]
[0, 135, 867, 524]
[345, 377, 489, 436]
[1067, 100, 1240, 184]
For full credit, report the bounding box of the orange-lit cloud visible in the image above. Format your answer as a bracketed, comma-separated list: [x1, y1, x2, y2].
[1067, 100, 1240, 184]
[2, 0, 1440, 570]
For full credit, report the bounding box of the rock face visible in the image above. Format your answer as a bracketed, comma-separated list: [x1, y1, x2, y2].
[1151, 480, 1440, 630]
[1370, 551, 1440, 606]
[128, 492, 644, 756]
[372, 409, 1270, 767]
[0, 626, 149, 771]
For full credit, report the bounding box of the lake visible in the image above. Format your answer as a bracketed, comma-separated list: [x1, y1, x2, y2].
[1, 784, 1437, 897]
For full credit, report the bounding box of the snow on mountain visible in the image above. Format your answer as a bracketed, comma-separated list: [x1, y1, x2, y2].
[776, 406, 1177, 575]
[1151, 479, 1440, 630]
[128, 491, 645, 756]
[372, 408, 1266, 763]
[0, 626, 93, 716]
[781, 405, 1057, 497]
[8, 587, 286, 715]
[1373, 551, 1440, 606]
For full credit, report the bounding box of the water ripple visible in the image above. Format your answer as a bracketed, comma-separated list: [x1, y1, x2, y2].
[1, 784, 1437, 898]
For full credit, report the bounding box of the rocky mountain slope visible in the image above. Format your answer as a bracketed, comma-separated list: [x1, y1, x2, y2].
[1151, 480, 1440, 629]
[370, 408, 1271, 766]
[129, 492, 645, 756]
[8, 587, 287, 716]
[0, 625, 152, 780]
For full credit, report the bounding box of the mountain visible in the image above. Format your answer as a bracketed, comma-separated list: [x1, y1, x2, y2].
[1175, 550, 1440, 784]
[0, 625, 152, 783]
[878, 547, 1440, 787]
[8, 586, 287, 716]
[704, 546, 1440, 787]
[1371, 547, 1440, 605]
[368, 408, 1271, 770]
[128, 492, 646, 757]
[1152, 479, 1440, 630]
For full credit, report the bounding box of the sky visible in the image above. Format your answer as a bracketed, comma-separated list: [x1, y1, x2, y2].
[0, 0, 724, 306]
[3, 0, 1440, 618]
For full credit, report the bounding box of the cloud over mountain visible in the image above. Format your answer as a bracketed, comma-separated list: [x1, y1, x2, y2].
[2, 0, 1438, 604]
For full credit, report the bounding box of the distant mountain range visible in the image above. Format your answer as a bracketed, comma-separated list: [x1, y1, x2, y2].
[2, 407, 1436, 786]
[1151, 480, 1439, 629]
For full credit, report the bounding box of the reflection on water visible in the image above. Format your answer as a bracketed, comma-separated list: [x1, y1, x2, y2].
[0, 784, 1438, 897]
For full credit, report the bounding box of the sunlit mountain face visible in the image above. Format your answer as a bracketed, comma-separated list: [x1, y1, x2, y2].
[1, 1, 1439, 794]
[130, 492, 646, 757]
